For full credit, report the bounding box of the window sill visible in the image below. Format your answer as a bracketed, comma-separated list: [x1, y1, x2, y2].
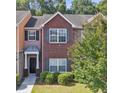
[49, 42, 67, 44]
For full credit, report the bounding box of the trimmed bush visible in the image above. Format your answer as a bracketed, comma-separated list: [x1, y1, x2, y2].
[16, 74, 19, 82]
[53, 72, 60, 83]
[40, 71, 48, 82]
[45, 73, 54, 84]
[58, 72, 73, 85]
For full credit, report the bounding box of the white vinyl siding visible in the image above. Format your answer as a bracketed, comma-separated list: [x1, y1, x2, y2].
[49, 28, 67, 43]
[49, 58, 67, 73]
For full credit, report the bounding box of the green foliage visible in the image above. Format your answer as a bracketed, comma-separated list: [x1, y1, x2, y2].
[16, 0, 29, 10]
[58, 72, 73, 85]
[35, 10, 42, 16]
[16, 74, 19, 82]
[96, 0, 107, 15]
[68, 16, 107, 93]
[72, 0, 96, 14]
[38, 0, 57, 14]
[40, 71, 48, 82]
[16, 0, 106, 15]
[45, 73, 55, 84]
[53, 72, 60, 83]
[57, 1, 66, 14]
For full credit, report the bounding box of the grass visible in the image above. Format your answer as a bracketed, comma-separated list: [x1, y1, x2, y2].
[31, 79, 102, 93]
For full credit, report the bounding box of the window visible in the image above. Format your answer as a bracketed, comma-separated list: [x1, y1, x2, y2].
[28, 30, 36, 40]
[49, 28, 67, 43]
[25, 30, 39, 41]
[49, 58, 67, 73]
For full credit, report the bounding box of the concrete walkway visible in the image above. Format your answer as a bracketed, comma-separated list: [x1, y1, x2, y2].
[16, 74, 36, 93]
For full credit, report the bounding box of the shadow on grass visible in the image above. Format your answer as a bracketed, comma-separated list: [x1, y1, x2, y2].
[34, 78, 76, 87]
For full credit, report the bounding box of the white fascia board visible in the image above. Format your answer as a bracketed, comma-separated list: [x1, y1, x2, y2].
[41, 12, 76, 27]
[24, 52, 39, 54]
[87, 12, 106, 23]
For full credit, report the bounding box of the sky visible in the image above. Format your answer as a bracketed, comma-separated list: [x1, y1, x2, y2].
[66, 0, 101, 9]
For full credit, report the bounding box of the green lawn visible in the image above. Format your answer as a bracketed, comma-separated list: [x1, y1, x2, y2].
[32, 79, 102, 93]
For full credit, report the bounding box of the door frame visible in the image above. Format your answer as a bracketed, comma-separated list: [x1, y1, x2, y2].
[28, 55, 36, 74]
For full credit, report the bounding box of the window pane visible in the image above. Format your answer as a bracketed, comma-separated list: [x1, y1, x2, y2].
[29, 36, 35, 40]
[49, 59, 57, 66]
[59, 66, 66, 72]
[59, 30, 66, 35]
[50, 66, 57, 72]
[50, 36, 57, 42]
[59, 36, 66, 42]
[58, 59, 67, 72]
[59, 29, 67, 42]
[50, 30, 57, 35]
[29, 31, 35, 36]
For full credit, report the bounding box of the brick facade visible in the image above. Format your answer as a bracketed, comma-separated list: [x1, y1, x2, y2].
[16, 11, 89, 78]
[42, 14, 77, 72]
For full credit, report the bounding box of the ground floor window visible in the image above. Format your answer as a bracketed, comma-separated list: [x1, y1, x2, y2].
[49, 58, 67, 73]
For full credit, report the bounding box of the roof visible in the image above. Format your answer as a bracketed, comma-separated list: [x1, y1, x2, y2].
[25, 16, 44, 28]
[25, 12, 93, 29]
[87, 12, 107, 24]
[16, 11, 30, 26]
[25, 46, 39, 53]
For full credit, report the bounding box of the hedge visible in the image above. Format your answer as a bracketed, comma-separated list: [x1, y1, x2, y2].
[45, 73, 54, 84]
[40, 71, 48, 82]
[53, 72, 60, 83]
[58, 72, 73, 85]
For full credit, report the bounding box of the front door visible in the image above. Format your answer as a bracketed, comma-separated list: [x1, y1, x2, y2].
[30, 57, 36, 73]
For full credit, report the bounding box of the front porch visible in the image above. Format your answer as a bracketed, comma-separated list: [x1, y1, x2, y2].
[24, 46, 40, 77]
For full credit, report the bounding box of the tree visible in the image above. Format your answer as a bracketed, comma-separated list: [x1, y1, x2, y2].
[35, 9, 42, 16]
[38, 0, 57, 14]
[16, 0, 29, 10]
[66, 8, 75, 14]
[72, 0, 96, 14]
[96, 0, 107, 15]
[57, 0, 66, 13]
[68, 15, 107, 93]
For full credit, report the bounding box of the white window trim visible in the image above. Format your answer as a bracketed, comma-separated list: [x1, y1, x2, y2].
[49, 58, 67, 73]
[49, 28, 67, 44]
[28, 30, 36, 41]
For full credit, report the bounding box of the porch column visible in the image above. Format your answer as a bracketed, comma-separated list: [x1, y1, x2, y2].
[24, 53, 27, 69]
[36, 53, 39, 69]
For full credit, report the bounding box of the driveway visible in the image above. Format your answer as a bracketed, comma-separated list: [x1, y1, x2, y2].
[16, 74, 36, 93]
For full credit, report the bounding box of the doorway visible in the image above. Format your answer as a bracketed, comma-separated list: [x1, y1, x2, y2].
[30, 57, 36, 73]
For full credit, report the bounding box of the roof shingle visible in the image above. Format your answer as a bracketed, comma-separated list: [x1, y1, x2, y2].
[25, 13, 94, 29]
[16, 11, 30, 25]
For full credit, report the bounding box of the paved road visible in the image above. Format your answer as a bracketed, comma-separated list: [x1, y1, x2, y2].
[16, 74, 36, 93]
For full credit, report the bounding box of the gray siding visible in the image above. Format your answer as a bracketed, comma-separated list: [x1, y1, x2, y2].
[16, 51, 24, 80]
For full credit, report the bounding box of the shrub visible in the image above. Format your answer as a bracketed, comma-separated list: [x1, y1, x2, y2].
[45, 73, 54, 84]
[16, 74, 19, 82]
[40, 71, 48, 82]
[53, 72, 60, 83]
[58, 72, 73, 85]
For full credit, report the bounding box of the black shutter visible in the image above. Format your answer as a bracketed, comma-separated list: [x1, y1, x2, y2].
[67, 30, 69, 42]
[36, 31, 39, 40]
[25, 30, 28, 41]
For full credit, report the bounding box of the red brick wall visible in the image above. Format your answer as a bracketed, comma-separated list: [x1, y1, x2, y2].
[42, 14, 75, 71]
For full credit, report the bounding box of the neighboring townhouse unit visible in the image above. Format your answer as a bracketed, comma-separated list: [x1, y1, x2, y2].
[16, 11, 105, 78]
[16, 11, 31, 80]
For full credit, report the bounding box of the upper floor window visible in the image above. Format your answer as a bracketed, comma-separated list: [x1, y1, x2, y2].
[28, 31, 36, 40]
[49, 28, 67, 43]
[25, 30, 39, 41]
